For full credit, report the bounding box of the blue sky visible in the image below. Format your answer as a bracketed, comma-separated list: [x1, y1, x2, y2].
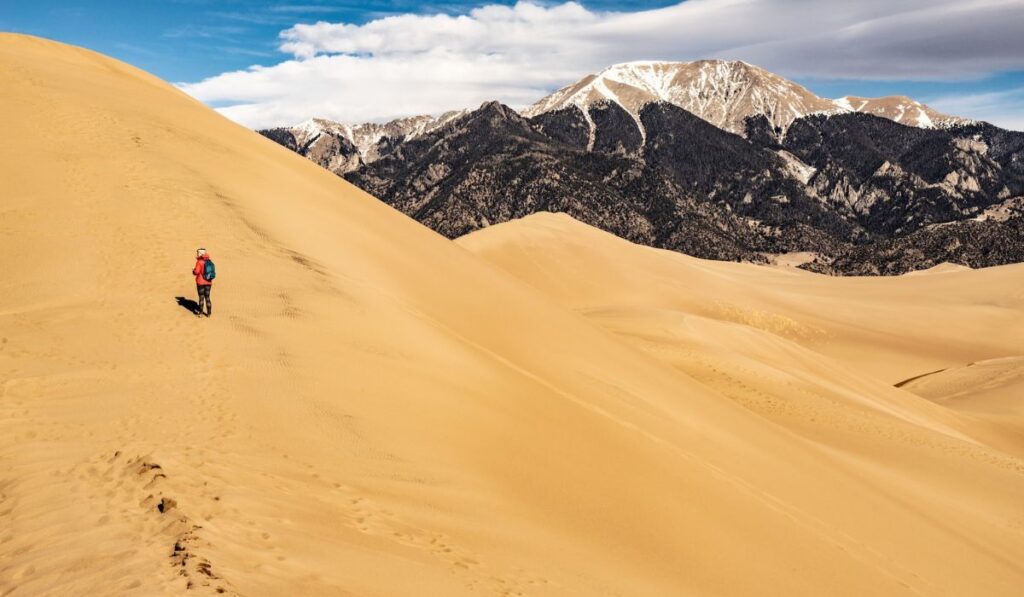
[3, 1, 1023, 130]
[1, 1, 676, 81]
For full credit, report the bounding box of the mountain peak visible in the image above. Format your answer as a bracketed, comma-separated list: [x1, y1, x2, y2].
[523, 60, 967, 135]
[291, 117, 351, 146]
[475, 100, 524, 120]
[267, 109, 469, 167]
[522, 59, 839, 135]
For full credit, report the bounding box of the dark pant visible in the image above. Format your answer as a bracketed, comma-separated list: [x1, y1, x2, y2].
[197, 284, 212, 316]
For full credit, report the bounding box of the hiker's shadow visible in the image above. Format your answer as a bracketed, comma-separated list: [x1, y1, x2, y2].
[175, 296, 199, 315]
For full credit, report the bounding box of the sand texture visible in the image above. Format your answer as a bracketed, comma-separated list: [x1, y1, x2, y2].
[2, 34, 1023, 596]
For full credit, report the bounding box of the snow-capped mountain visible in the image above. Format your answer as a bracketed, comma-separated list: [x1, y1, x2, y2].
[261, 110, 466, 174]
[522, 60, 966, 136]
[345, 111, 467, 161]
[257, 58, 1023, 275]
[262, 60, 970, 174]
[835, 96, 966, 129]
[521, 60, 840, 136]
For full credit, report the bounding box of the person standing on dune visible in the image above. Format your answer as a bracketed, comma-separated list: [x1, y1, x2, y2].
[192, 248, 215, 318]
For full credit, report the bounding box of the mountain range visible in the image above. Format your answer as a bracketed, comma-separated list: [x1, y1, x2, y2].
[521, 61, 967, 135]
[259, 60, 1023, 275]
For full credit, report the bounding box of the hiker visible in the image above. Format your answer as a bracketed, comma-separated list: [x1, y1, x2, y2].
[192, 248, 215, 317]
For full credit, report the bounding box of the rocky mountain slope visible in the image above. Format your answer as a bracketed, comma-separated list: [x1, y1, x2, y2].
[341, 98, 1023, 273]
[259, 110, 465, 174]
[770, 115, 1024, 271]
[347, 100, 855, 262]
[261, 61, 1021, 275]
[808, 198, 1024, 275]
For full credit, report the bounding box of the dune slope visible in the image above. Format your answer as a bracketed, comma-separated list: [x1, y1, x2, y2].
[899, 357, 1024, 457]
[458, 212, 1024, 450]
[459, 212, 1024, 384]
[460, 212, 1024, 593]
[2, 35, 1024, 596]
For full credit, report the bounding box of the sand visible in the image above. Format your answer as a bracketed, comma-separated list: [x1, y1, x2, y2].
[2, 34, 1023, 596]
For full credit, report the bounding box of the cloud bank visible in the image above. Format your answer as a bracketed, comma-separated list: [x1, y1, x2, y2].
[179, 0, 1024, 129]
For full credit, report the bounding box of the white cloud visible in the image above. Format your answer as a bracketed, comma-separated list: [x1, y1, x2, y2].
[179, 0, 1024, 129]
[278, 2, 599, 59]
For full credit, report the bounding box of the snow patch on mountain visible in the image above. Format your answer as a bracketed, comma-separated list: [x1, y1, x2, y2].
[525, 61, 970, 137]
[285, 110, 468, 162]
[523, 60, 841, 136]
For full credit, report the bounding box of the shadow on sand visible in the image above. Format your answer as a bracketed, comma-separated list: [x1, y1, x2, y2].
[175, 296, 199, 315]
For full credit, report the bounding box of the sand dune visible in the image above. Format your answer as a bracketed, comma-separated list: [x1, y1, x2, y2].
[2, 34, 1024, 596]
[898, 357, 1024, 457]
[459, 211, 1024, 450]
[458, 212, 1024, 385]
[459, 212, 1024, 593]
[899, 357, 1024, 413]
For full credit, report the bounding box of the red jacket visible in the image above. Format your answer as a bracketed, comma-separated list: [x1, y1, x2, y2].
[194, 254, 212, 286]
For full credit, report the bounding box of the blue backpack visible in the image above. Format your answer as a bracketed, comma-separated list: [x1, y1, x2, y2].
[203, 259, 216, 281]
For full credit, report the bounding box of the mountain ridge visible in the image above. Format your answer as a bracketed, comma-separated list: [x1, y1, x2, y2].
[341, 97, 1023, 273]
[260, 59, 972, 175]
[259, 110, 467, 174]
[523, 61, 968, 135]
[257, 60, 1022, 275]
